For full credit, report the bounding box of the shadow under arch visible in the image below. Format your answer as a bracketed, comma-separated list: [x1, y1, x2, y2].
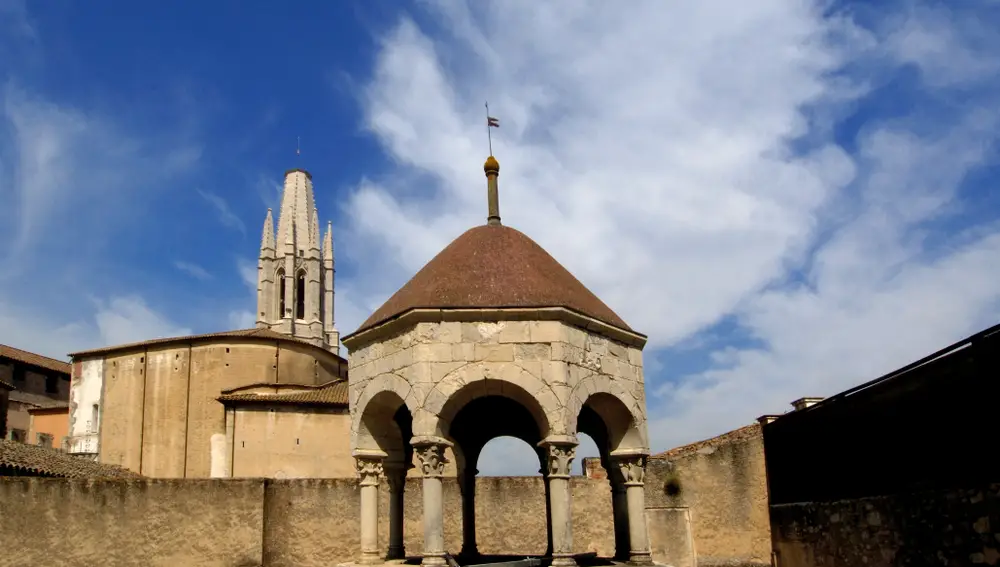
[574, 388, 647, 562]
[438, 378, 554, 560]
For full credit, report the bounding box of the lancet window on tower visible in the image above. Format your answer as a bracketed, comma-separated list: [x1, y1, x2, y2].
[277, 269, 286, 316]
[296, 271, 306, 320]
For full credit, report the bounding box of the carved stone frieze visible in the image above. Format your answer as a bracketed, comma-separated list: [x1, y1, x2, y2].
[415, 444, 449, 478]
[615, 455, 647, 486]
[546, 444, 576, 479]
[356, 457, 384, 487]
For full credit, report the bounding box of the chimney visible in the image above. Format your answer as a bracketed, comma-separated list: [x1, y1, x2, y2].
[790, 397, 824, 411]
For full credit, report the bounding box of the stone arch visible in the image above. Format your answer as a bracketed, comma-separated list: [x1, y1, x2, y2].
[418, 361, 562, 439]
[567, 374, 647, 453]
[352, 373, 420, 462]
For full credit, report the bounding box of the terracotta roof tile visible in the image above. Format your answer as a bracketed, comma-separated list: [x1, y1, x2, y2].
[0, 343, 71, 375]
[68, 327, 341, 359]
[354, 224, 632, 336]
[0, 440, 140, 478]
[218, 380, 348, 407]
[651, 423, 762, 459]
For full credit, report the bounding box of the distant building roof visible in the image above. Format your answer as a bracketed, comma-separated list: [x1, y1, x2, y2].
[27, 403, 70, 413]
[651, 423, 762, 460]
[68, 327, 345, 362]
[217, 380, 348, 407]
[0, 343, 71, 375]
[0, 440, 140, 478]
[9, 391, 69, 409]
[0, 378, 13, 390]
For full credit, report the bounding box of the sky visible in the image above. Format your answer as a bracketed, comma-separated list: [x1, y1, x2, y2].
[1, 0, 999, 476]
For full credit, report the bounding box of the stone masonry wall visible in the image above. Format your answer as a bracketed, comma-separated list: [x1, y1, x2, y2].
[770, 483, 1000, 567]
[348, 319, 648, 452]
[0, 475, 617, 567]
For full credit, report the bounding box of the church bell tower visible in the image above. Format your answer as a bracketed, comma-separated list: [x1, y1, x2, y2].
[255, 168, 339, 354]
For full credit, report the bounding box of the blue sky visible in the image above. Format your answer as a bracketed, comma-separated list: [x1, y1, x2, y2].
[2, 0, 999, 474]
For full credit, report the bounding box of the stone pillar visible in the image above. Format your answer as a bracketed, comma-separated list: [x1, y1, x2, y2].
[541, 437, 578, 567]
[385, 463, 407, 560]
[536, 451, 554, 558]
[356, 456, 385, 565]
[615, 455, 653, 565]
[611, 477, 630, 561]
[459, 466, 480, 559]
[414, 439, 451, 566]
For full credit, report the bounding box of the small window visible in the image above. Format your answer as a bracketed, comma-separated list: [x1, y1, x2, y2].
[277, 269, 286, 315]
[295, 272, 306, 319]
[10, 429, 26, 443]
[36, 433, 53, 448]
[45, 375, 59, 394]
[12, 368, 24, 382]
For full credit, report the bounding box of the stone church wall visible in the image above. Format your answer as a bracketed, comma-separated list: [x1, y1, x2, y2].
[1, 475, 620, 566]
[78, 339, 345, 478]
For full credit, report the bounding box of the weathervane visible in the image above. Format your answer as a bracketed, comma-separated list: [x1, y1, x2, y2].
[485, 102, 499, 155]
[296, 136, 301, 158]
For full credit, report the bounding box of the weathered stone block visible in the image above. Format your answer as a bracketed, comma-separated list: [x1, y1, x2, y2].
[541, 360, 569, 386]
[499, 321, 531, 343]
[627, 347, 643, 367]
[515, 343, 551, 361]
[430, 361, 466, 384]
[565, 326, 588, 349]
[528, 320, 564, 343]
[413, 344, 453, 363]
[607, 341, 627, 360]
[452, 343, 476, 362]
[475, 344, 514, 362]
[433, 321, 462, 343]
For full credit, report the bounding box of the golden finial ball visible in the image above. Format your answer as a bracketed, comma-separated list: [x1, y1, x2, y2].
[484, 155, 500, 174]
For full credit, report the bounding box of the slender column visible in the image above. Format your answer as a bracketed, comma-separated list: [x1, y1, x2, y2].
[415, 441, 450, 566]
[386, 464, 407, 560]
[459, 467, 480, 559]
[541, 438, 578, 567]
[611, 481, 630, 561]
[615, 455, 653, 565]
[536, 450, 554, 558]
[356, 456, 385, 565]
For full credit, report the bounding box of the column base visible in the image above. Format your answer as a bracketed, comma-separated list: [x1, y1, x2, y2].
[457, 546, 480, 561]
[386, 545, 406, 561]
[421, 554, 448, 566]
[551, 555, 578, 567]
[358, 552, 384, 565]
[627, 552, 654, 566]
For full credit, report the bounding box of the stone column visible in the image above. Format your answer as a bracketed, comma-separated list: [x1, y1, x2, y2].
[385, 463, 407, 560]
[459, 466, 480, 559]
[356, 456, 385, 565]
[615, 455, 653, 565]
[536, 454, 554, 557]
[541, 437, 578, 567]
[414, 439, 451, 566]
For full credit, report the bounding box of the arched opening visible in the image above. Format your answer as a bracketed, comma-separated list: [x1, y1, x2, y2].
[295, 270, 306, 320]
[439, 380, 552, 561]
[355, 390, 414, 560]
[276, 269, 286, 317]
[575, 391, 647, 562]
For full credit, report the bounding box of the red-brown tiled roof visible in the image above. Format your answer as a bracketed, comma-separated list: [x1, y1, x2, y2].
[0, 343, 71, 375]
[353, 224, 633, 336]
[651, 423, 762, 459]
[217, 380, 348, 407]
[0, 440, 140, 478]
[68, 327, 343, 360]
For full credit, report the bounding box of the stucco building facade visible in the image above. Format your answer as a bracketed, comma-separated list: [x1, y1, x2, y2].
[1, 343, 71, 447]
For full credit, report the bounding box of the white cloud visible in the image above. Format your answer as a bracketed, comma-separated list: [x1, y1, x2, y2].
[92, 295, 192, 347]
[343, 1, 1000, 473]
[174, 261, 213, 281]
[198, 188, 246, 236]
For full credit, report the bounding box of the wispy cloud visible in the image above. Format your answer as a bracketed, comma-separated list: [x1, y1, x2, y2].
[173, 260, 213, 281]
[198, 188, 246, 236]
[340, 0, 1000, 473]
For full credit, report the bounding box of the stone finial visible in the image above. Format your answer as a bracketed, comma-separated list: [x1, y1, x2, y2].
[323, 220, 334, 261]
[485, 155, 501, 226]
[260, 208, 275, 253]
[310, 209, 320, 249]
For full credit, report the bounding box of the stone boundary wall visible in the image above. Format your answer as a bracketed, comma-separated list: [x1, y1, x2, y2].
[0, 476, 623, 567]
[770, 483, 1000, 567]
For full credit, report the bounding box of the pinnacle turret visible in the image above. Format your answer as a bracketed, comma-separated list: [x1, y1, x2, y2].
[260, 208, 275, 254]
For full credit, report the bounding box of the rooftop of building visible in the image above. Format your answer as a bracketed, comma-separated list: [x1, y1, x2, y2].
[0, 343, 71, 375]
[68, 327, 345, 361]
[651, 423, 762, 460]
[0, 440, 141, 479]
[217, 379, 348, 407]
[350, 156, 635, 339]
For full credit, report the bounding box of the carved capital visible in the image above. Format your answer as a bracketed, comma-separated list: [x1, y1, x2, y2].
[384, 466, 407, 493]
[614, 455, 647, 486]
[415, 444, 449, 478]
[356, 457, 384, 487]
[546, 444, 577, 478]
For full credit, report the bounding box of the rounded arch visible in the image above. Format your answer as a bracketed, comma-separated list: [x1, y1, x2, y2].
[352, 373, 420, 461]
[294, 269, 307, 319]
[420, 362, 559, 439]
[568, 374, 647, 453]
